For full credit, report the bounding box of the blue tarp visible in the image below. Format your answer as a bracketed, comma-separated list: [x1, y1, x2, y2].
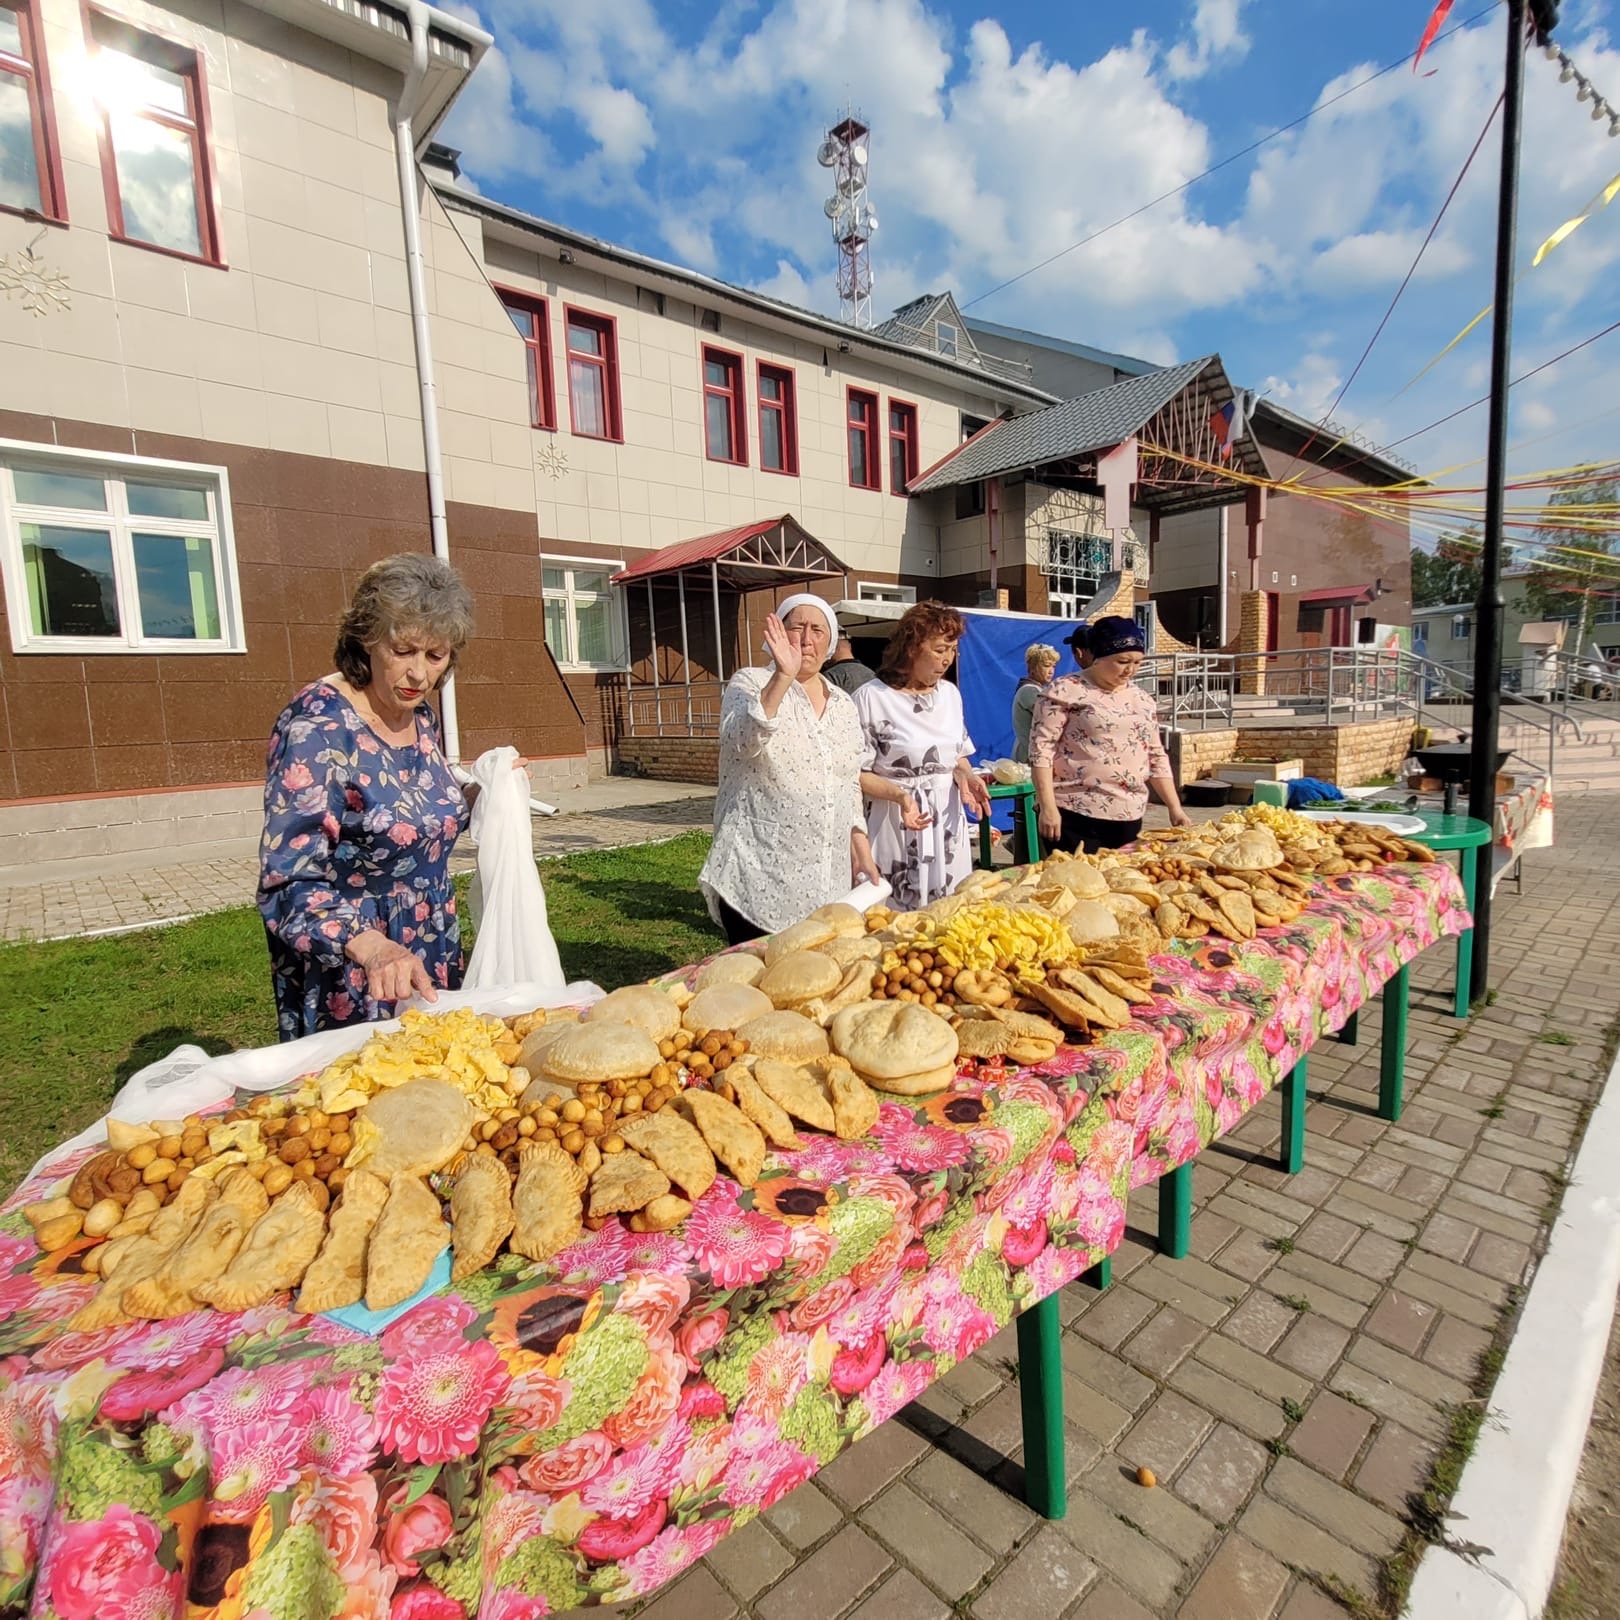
[953, 609, 1086, 835]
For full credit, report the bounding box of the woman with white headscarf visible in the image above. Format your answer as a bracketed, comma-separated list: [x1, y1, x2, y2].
[699, 593, 883, 944]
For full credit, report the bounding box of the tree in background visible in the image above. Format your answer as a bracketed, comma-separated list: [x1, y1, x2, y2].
[1520, 465, 1620, 654]
[1411, 534, 1516, 609]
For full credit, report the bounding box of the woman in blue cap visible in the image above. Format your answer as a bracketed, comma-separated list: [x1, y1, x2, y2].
[1028, 614, 1190, 854]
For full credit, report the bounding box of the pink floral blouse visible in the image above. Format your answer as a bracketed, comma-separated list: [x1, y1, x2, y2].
[1028, 673, 1171, 820]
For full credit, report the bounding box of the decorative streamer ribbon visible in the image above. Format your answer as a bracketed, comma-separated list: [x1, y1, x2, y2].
[1392, 169, 1620, 400]
[1413, 0, 1457, 73]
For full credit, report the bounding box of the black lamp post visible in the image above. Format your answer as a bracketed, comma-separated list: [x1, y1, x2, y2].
[1467, 0, 1558, 1004]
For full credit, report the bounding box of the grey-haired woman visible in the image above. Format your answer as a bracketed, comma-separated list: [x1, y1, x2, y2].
[257, 553, 477, 1040]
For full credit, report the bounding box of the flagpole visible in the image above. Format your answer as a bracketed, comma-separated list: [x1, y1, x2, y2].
[1467, 0, 1533, 1003]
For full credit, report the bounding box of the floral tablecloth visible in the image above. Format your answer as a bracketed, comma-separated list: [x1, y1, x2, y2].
[0, 862, 1467, 1619]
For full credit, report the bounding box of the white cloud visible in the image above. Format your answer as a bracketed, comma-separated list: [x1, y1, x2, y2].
[1262, 353, 1344, 421]
[1164, 0, 1249, 82]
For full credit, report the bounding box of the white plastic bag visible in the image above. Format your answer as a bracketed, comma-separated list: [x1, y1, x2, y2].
[463, 746, 566, 993]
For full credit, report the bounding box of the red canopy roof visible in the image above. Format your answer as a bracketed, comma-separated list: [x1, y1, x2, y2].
[611, 515, 846, 590]
[1298, 583, 1375, 605]
[613, 519, 784, 584]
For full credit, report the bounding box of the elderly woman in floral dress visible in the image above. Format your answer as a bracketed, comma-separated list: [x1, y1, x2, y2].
[1029, 614, 1191, 855]
[257, 554, 477, 1040]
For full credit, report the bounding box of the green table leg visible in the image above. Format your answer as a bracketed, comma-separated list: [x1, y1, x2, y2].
[1337, 1011, 1359, 1046]
[1454, 849, 1478, 1020]
[1082, 1256, 1111, 1290]
[1280, 1056, 1306, 1174]
[1380, 965, 1409, 1122]
[1159, 1162, 1192, 1259]
[978, 811, 993, 871]
[1016, 1293, 1067, 1518]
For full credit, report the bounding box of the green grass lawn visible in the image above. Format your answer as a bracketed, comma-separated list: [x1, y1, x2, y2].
[0, 832, 721, 1199]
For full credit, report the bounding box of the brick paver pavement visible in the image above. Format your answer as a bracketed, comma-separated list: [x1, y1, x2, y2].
[629, 793, 1620, 1620]
[0, 793, 717, 941]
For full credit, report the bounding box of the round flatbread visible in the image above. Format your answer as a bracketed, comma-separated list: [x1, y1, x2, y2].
[763, 918, 838, 965]
[1041, 859, 1110, 899]
[808, 902, 866, 937]
[695, 953, 766, 991]
[736, 1009, 831, 1063]
[757, 950, 842, 1008]
[585, 985, 682, 1042]
[831, 1000, 959, 1083]
[821, 934, 884, 969]
[866, 1061, 958, 1097]
[352, 1078, 475, 1177]
[539, 1020, 661, 1085]
[1065, 898, 1121, 946]
[684, 982, 774, 1037]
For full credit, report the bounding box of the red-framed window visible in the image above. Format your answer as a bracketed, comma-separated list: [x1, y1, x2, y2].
[0, 0, 65, 220]
[757, 362, 798, 476]
[847, 388, 880, 490]
[88, 10, 221, 264]
[888, 399, 919, 494]
[701, 346, 747, 465]
[564, 306, 622, 441]
[497, 287, 556, 431]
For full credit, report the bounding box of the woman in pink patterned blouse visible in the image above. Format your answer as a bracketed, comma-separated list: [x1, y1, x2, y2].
[1029, 616, 1191, 854]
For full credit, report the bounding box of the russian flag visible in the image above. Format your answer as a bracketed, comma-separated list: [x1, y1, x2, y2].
[1208, 390, 1253, 461]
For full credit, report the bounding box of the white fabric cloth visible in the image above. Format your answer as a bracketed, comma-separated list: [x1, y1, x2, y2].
[855, 678, 976, 911]
[463, 746, 566, 992]
[774, 592, 839, 639]
[699, 666, 872, 934]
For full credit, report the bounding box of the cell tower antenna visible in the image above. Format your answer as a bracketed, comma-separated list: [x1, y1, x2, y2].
[817, 108, 876, 327]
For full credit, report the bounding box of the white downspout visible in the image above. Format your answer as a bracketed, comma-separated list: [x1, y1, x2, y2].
[395, 1, 461, 761]
[1216, 505, 1230, 647]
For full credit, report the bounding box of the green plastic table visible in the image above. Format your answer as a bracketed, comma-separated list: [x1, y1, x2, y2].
[976, 779, 1043, 869]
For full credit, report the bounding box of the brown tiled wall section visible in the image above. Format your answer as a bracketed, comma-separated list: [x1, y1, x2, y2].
[0, 413, 590, 802]
[1168, 718, 1417, 790]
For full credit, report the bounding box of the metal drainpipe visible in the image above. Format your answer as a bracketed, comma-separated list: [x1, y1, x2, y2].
[395, 1, 460, 761]
[1216, 506, 1229, 646]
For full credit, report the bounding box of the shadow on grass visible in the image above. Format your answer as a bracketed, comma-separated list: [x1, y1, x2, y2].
[114, 1026, 242, 1088]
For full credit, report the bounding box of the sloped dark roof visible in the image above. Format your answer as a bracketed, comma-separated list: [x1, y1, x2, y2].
[910, 356, 1217, 492]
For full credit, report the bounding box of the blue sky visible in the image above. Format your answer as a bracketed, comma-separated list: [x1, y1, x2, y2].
[440, 0, 1620, 490]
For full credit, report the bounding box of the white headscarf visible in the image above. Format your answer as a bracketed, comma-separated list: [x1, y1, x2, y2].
[774, 593, 839, 641]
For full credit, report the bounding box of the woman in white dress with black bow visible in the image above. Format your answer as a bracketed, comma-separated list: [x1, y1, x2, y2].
[854, 602, 993, 911]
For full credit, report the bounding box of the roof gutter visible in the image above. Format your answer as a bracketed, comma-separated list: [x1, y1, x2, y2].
[395, 0, 459, 761]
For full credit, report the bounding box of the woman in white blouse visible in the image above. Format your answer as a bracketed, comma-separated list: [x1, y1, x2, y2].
[700, 595, 883, 944]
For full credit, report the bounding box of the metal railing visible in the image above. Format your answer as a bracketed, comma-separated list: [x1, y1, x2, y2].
[1137, 645, 1579, 785]
[617, 679, 726, 739]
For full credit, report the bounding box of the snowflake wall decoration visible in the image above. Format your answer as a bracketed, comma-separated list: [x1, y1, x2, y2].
[0, 248, 71, 317]
[536, 442, 569, 482]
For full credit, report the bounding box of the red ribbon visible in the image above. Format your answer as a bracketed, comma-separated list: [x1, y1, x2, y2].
[1413, 0, 1456, 73]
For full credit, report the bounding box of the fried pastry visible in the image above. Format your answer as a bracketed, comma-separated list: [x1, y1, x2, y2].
[194, 1182, 325, 1311]
[728, 1068, 802, 1150]
[66, 1177, 216, 1332]
[296, 1169, 389, 1313]
[753, 1058, 837, 1133]
[679, 1090, 767, 1187]
[449, 1154, 515, 1282]
[629, 1193, 693, 1233]
[617, 1110, 717, 1202]
[588, 1149, 670, 1219]
[826, 1064, 880, 1140]
[365, 1174, 450, 1312]
[511, 1141, 588, 1262]
[124, 1169, 269, 1319]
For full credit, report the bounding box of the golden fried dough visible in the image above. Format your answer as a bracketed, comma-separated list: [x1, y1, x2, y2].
[195, 1182, 325, 1311]
[449, 1155, 514, 1283]
[512, 1141, 588, 1262]
[365, 1175, 450, 1312]
[728, 1069, 803, 1150]
[617, 1110, 717, 1201]
[588, 1149, 670, 1219]
[297, 1169, 389, 1313]
[679, 1090, 767, 1187]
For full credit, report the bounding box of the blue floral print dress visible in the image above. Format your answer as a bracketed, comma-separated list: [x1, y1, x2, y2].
[257, 681, 468, 1041]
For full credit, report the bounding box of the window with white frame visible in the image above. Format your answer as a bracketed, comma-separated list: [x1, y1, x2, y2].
[542, 561, 626, 670]
[0, 445, 242, 653]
